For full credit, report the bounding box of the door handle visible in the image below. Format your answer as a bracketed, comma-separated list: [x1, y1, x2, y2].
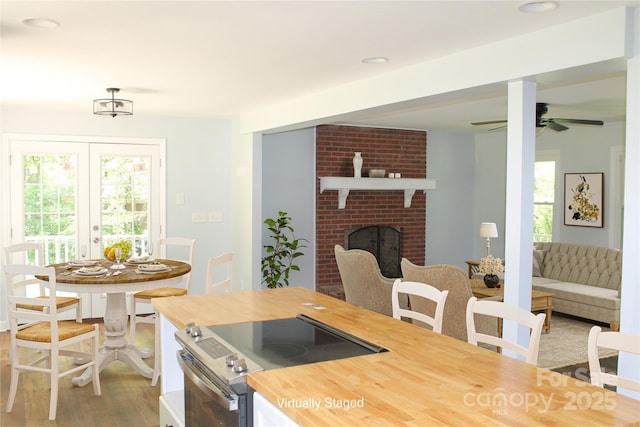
[93, 237, 100, 243]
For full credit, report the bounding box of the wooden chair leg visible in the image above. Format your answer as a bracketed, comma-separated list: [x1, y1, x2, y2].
[49, 352, 59, 420]
[151, 313, 161, 386]
[610, 320, 620, 332]
[6, 363, 19, 413]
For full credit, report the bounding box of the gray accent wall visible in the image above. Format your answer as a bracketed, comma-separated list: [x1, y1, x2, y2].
[261, 128, 316, 290]
[427, 121, 625, 271]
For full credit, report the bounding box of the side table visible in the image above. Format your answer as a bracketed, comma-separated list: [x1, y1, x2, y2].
[465, 260, 480, 279]
[469, 278, 553, 333]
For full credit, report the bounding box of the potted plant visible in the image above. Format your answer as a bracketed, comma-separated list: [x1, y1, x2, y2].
[261, 211, 308, 288]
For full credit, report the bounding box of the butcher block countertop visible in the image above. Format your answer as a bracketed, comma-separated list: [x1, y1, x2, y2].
[153, 287, 640, 426]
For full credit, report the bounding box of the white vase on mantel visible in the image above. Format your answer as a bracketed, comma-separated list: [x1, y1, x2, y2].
[353, 152, 363, 178]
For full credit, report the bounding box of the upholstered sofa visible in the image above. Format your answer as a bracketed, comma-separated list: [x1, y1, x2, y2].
[531, 242, 622, 330]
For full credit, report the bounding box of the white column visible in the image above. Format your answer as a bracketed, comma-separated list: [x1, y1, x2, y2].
[502, 79, 536, 359]
[618, 6, 640, 399]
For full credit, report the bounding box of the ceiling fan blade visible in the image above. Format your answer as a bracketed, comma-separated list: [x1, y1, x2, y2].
[488, 125, 507, 132]
[551, 118, 604, 126]
[471, 120, 508, 126]
[545, 120, 569, 132]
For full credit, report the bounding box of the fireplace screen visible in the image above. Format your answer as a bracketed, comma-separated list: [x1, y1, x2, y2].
[346, 225, 401, 278]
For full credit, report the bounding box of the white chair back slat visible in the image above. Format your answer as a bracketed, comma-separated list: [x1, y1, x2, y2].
[157, 237, 195, 292]
[4, 242, 47, 296]
[392, 279, 449, 334]
[466, 297, 546, 365]
[206, 252, 234, 294]
[588, 326, 640, 393]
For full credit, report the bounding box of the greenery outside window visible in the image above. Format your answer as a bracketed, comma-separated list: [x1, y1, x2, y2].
[534, 161, 555, 242]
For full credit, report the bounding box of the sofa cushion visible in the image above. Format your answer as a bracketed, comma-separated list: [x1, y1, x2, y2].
[535, 242, 621, 290]
[532, 276, 560, 286]
[532, 282, 620, 310]
[532, 249, 545, 277]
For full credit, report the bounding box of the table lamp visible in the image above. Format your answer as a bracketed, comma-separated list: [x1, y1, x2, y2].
[479, 222, 498, 257]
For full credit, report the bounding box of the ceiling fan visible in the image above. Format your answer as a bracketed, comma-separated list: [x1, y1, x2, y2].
[471, 103, 604, 132]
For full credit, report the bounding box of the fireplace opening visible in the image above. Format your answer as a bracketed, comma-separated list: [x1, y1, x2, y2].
[345, 225, 401, 278]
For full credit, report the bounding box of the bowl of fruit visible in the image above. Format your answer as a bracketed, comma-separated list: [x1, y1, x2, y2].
[103, 240, 132, 262]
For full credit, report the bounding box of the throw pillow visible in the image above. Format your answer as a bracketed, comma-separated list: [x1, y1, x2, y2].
[532, 249, 545, 277]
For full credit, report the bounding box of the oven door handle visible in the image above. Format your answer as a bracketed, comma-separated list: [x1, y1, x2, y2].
[177, 350, 239, 411]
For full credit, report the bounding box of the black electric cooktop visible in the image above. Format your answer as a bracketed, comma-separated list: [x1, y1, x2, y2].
[207, 314, 387, 370]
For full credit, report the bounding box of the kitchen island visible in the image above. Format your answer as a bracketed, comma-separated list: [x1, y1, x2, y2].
[153, 287, 640, 426]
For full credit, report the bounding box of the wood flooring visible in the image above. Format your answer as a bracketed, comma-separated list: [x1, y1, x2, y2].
[0, 320, 160, 427]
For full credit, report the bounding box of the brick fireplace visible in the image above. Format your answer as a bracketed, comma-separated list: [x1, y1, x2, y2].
[315, 124, 427, 299]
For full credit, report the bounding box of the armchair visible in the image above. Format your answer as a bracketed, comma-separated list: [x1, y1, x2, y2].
[334, 245, 396, 316]
[400, 259, 497, 342]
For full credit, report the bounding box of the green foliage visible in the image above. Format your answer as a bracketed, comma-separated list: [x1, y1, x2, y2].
[533, 161, 555, 242]
[261, 211, 308, 288]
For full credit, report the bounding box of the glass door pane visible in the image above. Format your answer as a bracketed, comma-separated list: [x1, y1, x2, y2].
[100, 155, 151, 256]
[9, 140, 90, 316]
[24, 154, 79, 263]
[9, 136, 164, 319]
[89, 143, 162, 317]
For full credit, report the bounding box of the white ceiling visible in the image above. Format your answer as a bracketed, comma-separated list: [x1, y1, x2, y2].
[1, 1, 636, 132]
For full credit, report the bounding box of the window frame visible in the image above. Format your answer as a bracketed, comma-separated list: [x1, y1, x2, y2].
[534, 150, 561, 242]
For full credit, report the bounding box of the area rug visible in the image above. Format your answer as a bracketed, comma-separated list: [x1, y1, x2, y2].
[537, 314, 618, 370]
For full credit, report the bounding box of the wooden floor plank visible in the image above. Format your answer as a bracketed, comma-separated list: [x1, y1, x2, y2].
[0, 321, 160, 426]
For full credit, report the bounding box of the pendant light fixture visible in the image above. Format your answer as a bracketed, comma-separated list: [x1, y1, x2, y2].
[93, 88, 133, 117]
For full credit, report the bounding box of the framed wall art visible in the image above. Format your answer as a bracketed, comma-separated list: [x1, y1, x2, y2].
[564, 172, 603, 228]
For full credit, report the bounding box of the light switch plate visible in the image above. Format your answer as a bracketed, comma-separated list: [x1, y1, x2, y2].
[192, 212, 206, 223]
[208, 211, 223, 222]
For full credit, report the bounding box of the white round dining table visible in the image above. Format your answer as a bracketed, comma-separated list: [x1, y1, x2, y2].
[38, 259, 191, 387]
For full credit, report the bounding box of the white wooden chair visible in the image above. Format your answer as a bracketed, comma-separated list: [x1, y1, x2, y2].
[129, 237, 195, 386]
[466, 297, 545, 365]
[391, 279, 448, 333]
[588, 326, 640, 393]
[205, 252, 233, 294]
[4, 243, 82, 322]
[5, 264, 101, 421]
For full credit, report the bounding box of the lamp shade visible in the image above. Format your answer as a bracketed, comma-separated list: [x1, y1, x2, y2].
[479, 222, 498, 238]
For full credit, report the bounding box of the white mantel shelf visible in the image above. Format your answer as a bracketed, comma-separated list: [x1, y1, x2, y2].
[319, 177, 436, 209]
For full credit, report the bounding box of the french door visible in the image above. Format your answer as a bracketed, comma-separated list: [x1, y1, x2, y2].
[6, 135, 165, 319]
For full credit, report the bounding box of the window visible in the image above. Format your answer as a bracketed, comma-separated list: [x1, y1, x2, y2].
[534, 161, 555, 242]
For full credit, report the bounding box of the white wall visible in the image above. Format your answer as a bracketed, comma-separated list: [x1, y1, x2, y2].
[1, 106, 234, 295]
[261, 128, 315, 290]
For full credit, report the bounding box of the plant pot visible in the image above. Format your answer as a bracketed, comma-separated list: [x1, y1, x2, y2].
[483, 274, 500, 288]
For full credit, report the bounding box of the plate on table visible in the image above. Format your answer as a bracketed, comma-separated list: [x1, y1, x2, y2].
[126, 256, 154, 265]
[74, 266, 108, 276]
[68, 260, 99, 267]
[136, 263, 170, 274]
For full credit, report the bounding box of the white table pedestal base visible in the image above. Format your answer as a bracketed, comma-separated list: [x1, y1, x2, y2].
[72, 292, 154, 386]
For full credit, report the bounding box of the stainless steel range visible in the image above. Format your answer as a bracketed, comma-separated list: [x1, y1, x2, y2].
[175, 313, 387, 427]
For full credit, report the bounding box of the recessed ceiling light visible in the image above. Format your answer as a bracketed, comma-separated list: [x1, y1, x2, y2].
[518, 1, 558, 13]
[22, 18, 61, 29]
[362, 57, 389, 64]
